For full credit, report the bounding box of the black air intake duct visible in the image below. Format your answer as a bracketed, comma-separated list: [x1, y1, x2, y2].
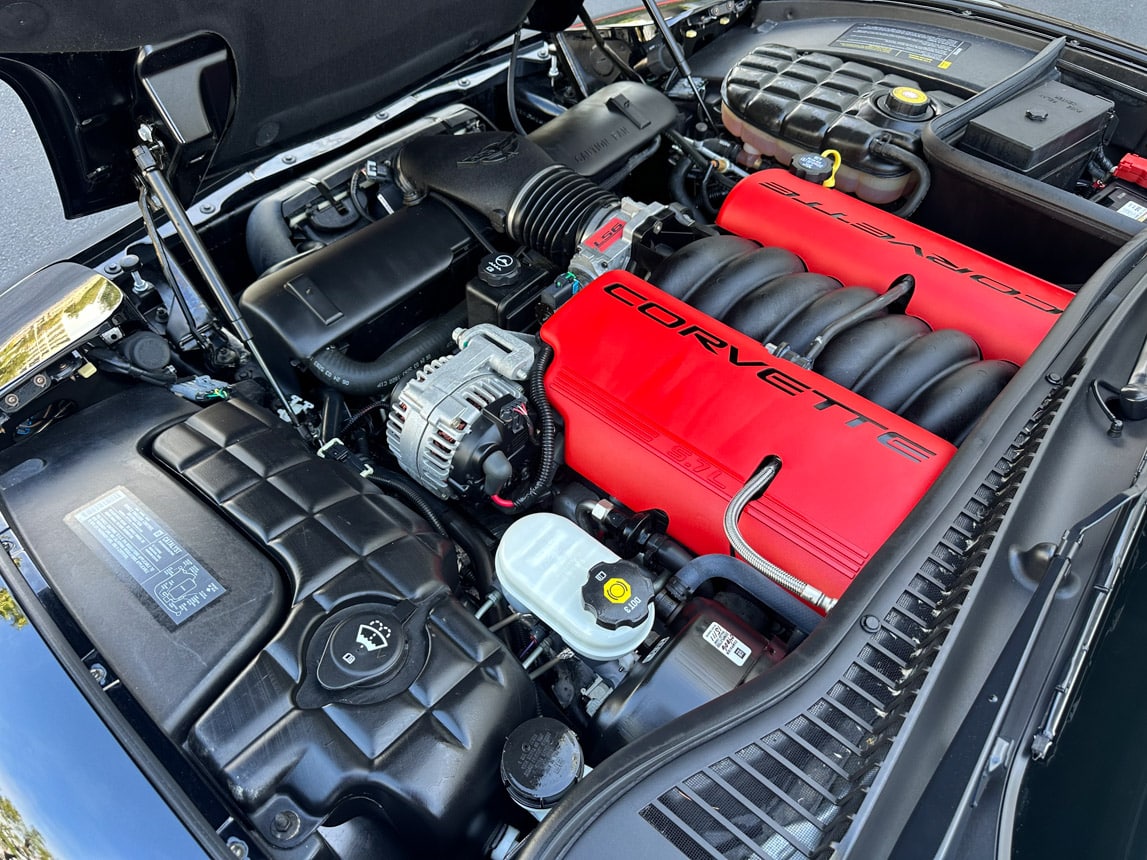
[397, 132, 618, 261]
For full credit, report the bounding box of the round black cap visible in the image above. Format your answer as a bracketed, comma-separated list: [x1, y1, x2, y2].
[316, 605, 408, 691]
[884, 86, 931, 120]
[120, 331, 172, 372]
[478, 252, 522, 287]
[581, 560, 654, 630]
[501, 718, 584, 810]
[789, 152, 834, 185]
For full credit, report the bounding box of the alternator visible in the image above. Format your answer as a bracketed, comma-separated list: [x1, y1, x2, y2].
[386, 324, 537, 499]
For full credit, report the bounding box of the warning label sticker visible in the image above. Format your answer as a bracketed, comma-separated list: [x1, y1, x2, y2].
[71, 487, 225, 625]
[703, 621, 752, 667]
[831, 23, 970, 70]
[1117, 199, 1147, 222]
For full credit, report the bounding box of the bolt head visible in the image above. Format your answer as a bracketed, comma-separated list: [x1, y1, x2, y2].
[271, 810, 298, 835]
[199, 202, 216, 214]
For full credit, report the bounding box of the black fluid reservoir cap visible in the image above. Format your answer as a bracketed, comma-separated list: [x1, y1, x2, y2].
[478, 252, 522, 287]
[581, 560, 654, 630]
[316, 604, 408, 691]
[501, 717, 584, 810]
[790, 152, 834, 185]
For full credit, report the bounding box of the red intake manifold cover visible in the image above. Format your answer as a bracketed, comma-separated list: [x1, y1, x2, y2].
[718, 170, 1073, 365]
[541, 274, 956, 605]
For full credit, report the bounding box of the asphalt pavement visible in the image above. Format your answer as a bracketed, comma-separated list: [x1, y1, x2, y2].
[0, 1, 1140, 287]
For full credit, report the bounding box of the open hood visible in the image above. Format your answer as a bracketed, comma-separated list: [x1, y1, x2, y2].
[0, 0, 536, 217]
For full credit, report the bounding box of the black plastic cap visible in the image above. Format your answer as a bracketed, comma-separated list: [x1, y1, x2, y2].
[316, 605, 408, 691]
[501, 718, 584, 810]
[478, 252, 522, 287]
[884, 86, 931, 120]
[790, 152, 834, 185]
[120, 331, 172, 372]
[581, 560, 654, 630]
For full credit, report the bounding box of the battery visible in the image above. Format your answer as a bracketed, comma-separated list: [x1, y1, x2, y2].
[1094, 180, 1147, 225]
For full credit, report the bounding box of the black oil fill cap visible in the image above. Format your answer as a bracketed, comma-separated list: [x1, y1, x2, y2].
[317, 604, 409, 691]
[790, 152, 835, 185]
[581, 560, 654, 630]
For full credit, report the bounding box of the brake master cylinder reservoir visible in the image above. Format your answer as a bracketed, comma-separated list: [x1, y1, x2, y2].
[495, 513, 654, 660]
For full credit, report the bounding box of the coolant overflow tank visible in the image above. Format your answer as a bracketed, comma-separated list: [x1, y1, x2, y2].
[495, 513, 654, 660]
[721, 44, 957, 203]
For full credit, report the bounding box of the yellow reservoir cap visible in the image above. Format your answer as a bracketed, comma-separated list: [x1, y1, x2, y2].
[886, 86, 932, 120]
[891, 86, 929, 105]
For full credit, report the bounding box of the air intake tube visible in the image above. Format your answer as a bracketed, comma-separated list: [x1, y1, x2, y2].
[396, 133, 619, 261]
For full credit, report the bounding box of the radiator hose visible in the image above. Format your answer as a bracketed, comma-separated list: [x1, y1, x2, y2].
[306, 304, 467, 395]
[655, 554, 822, 638]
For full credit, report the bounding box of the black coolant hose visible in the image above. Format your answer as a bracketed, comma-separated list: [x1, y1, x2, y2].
[306, 304, 467, 395]
[870, 136, 931, 218]
[669, 156, 706, 223]
[246, 195, 300, 276]
[656, 554, 823, 637]
[506, 343, 558, 511]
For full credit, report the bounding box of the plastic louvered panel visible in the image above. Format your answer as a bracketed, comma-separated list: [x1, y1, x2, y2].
[639, 390, 1065, 858]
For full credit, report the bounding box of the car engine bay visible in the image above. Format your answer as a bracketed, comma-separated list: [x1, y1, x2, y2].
[1, 2, 1146, 857]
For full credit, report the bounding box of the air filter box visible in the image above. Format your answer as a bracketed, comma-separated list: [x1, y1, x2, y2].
[541, 275, 955, 606]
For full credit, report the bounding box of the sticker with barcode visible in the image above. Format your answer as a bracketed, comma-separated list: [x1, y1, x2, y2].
[703, 621, 752, 667]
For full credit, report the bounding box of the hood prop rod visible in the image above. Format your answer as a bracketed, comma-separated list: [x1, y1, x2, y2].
[132, 143, 304, 434]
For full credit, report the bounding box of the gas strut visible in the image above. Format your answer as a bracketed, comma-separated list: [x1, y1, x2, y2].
[1121, 334, 1147, 419]
[133, 142, 305, 434]
[637, 0, 715, 129]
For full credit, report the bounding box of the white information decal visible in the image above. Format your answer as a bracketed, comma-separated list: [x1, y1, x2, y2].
[703, 621, 752, 667]
[1117, 199, 1147, 223]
